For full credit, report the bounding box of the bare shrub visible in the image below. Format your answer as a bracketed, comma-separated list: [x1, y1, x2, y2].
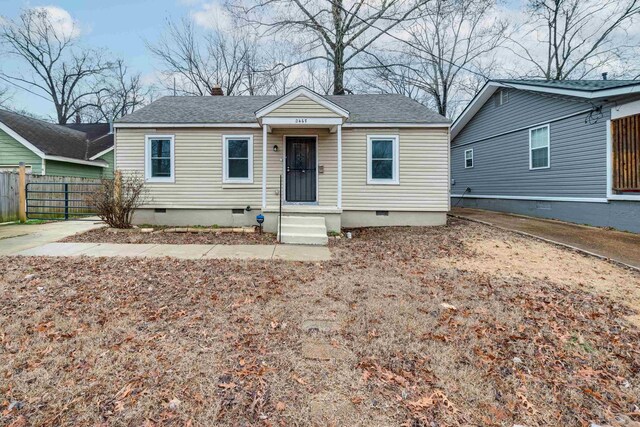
[87, 171, 147, 229]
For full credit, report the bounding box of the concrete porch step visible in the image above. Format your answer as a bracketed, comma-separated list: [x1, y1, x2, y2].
[278, 216, 328, 245]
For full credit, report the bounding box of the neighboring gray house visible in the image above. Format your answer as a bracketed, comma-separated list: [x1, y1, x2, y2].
[451, 79, 640, 233]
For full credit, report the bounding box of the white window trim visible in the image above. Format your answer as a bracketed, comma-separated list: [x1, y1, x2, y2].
[145, 135, 175, 183]
[529, 124, 550, 170]
[223, 134, 254, 184]
[464, 148, 474, 168]
[367, 134, 399, 185]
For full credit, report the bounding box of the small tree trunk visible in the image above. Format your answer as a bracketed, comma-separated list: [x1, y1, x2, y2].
[333, 47, 345, 95]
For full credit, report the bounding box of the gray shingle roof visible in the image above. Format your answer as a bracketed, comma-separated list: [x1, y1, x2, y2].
[496, 79, 640, 92]
[117, 94, 450, 124]
[0, 109, 113, 161]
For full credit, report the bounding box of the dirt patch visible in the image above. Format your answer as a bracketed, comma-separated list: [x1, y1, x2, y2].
[2, 219, 640, 426]
[60, 226, 277, 245]
[435, 221, 640, 326]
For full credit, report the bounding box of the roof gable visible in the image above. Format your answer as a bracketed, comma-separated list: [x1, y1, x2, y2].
[255, 86, 349, 119]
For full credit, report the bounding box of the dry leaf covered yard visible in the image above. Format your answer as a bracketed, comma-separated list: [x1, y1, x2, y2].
[1, 219, 640, 426]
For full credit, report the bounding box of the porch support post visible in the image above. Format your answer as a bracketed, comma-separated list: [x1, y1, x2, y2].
[262, 125, 267, 209]
[337, 124, 342, 209]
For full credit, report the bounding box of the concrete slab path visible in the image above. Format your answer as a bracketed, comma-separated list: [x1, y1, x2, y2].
[450, 207, 640, 270]
[13, 242, 331, 261]
[0, 220, 104, 256]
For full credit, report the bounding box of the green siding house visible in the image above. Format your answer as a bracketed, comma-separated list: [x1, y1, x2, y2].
[0, 109, 114, 178]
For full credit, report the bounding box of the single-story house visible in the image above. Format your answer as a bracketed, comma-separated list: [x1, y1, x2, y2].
[0, 109, 114, 178]
[114, 86, 451, 243]
[451, 79, 640, 233]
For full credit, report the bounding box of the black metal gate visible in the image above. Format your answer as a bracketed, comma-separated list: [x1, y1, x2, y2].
[285, 136, 317, 203]
[25, 181, 102, 220]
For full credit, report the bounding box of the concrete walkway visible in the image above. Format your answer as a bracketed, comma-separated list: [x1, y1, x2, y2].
[0, 220, 104, 256]
[450, 207, 640, 270]
[12, 242, 332, 261]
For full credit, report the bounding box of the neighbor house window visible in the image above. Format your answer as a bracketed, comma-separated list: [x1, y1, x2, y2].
[529, 124, 550, 169]
[223, 135, 253, 183]
[465, 149, 474, 168]
[145, 135, 175, 183]
[367, 135, 399, 184]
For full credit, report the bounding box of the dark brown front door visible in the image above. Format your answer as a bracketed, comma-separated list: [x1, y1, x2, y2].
[285, 137, 316, 203]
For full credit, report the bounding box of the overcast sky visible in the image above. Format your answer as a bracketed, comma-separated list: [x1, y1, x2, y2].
[0, 0, 234, 118]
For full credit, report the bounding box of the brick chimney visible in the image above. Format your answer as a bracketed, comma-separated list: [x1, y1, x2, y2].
[210, 85, 224, 96]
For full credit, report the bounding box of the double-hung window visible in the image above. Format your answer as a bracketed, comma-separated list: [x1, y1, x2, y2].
[223, 135, 253, 183]
[367, 135, 399, 184]
[145, 135, 174, 182]
[465, 149, 474, 168]
[529, 125, 550, 169]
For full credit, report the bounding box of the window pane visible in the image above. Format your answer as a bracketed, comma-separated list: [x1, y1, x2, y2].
[531, 128, 548, 149]
[152, 139, 170, 157]
[228, 139, 248, 158]
[228, 159, 249, 178]
[372, 140, 393, 159]
[466, 158, 473, 168]
[152, 158, 171, 177]
[465, 150, 472, 160]
[531, 147, 549, 168]
[372, 159, 392, 179]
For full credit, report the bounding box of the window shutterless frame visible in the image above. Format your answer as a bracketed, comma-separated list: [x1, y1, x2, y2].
[367, 135, 399, 185]
[145, 135, 175, 183]
[464, 148, 474, 168]
[222, 135, 254, 184]
[529, 124, 550, 170]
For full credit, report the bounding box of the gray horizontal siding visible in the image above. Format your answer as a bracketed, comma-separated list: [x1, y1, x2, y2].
[451, 110, 609, 198]
[454, 89, 595, 146]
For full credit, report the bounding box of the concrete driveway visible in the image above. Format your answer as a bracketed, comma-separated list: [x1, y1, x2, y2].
[450, 208, 640, 270]
[0, 220, 104, 256]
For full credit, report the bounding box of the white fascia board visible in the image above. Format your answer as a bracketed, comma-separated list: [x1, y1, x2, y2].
[44, 155, 109, 168]
[89, 146, 114, 160]
[255, 86, 350, 118]
[502, 81, 640, 99]
[611, 99, 640, 120]
[450, 194, 608, 203]
[0, 120, 46, 158]
[113, 122, 261, 128]
[261, 117, 343, 126]
[344, 122, 451, 128]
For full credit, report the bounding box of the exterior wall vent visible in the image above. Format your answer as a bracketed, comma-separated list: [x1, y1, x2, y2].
[376, 210, 389, 216]
[154, 208, 167, 213]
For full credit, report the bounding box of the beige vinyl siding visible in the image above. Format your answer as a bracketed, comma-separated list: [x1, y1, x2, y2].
[265, 128, 337, 208]
[342, 127, 449, 211]
[0, 128, 43, 174]
[266, 96, 341, 118]
[116, 128, 263, 208]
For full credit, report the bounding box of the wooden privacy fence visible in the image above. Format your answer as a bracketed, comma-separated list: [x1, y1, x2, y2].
[612, 113, 640, 192]
[0, 170, 104, 223]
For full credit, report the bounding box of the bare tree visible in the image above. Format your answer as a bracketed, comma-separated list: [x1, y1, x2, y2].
[228, 0, 430, 95]
[361, 0, 505, 117]
[0, 8, 114, 124]
[510, 0, 640, 80]
[148, 19, 257, 96]
[0, 86, 11, 108]
[81, 60, 151, 123]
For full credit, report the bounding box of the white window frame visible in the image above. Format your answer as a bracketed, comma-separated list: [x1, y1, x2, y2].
[464, 149, 474, 168]
[145, 135, 175, 183]
[529, 124, 550, 170]
[367, 134, 399, 185]
[223, 134, 254, 184]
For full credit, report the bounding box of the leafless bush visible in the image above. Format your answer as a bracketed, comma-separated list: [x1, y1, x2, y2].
[87, 172, 147, 229]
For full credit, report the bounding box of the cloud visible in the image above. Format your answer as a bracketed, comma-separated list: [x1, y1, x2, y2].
[190, 1, 232, 31]
[31, 5, 81, 39]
